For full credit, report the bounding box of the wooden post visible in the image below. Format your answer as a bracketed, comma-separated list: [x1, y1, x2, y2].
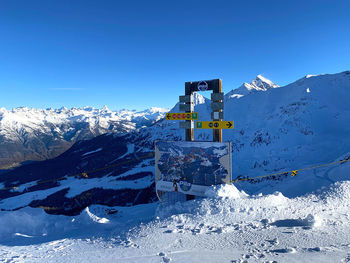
[185, 82, 194, 201]
[213, 79, 223, 142]
[185, 82, 194, 141]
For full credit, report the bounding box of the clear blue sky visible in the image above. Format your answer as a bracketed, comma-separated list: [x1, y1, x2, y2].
[1, 0, 349, 111]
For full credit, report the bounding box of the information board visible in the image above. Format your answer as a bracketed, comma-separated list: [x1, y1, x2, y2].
[155, 141, 232, 197]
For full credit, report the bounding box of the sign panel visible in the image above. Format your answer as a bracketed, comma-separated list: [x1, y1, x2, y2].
[185, 79, 221, 93]
[195, 121, 233, 129]
[212, 111, 224, 120]
[179, 95, 193, 103]
[155, 141, 232, 196]
[211, 102, 224, 111]
[211, 92, 224, 101]
[179, 121, 194, 129]
[179, 103, 194, 112]
[197, 81, 208, 91]
[165, 112, 198, 120]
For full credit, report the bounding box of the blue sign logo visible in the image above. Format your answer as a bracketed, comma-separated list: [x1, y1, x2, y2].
[198, 81, 208, 91]
[179, 180, 192, 192]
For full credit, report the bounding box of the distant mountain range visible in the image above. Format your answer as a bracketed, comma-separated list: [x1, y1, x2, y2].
[0, 106, 168, 169]
[1, 71, 350, 215]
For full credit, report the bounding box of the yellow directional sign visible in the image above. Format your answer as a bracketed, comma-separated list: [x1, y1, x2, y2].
[195, 121, 234, 129]
[165, 112, 198, 120]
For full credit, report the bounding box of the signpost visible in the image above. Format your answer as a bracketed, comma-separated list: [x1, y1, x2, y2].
[159, 78, 235, 203]
[195, 121, 233, 129]
[164, 78, 235, 142]
[165, 112, 198, 120]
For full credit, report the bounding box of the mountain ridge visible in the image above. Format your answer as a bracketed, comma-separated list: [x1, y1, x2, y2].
[0, 106, 168, 169]
[1, 70, 349, 215]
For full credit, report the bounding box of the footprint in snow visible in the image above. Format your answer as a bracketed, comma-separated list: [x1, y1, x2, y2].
[206, 226, 223, 234]
[270, 214, 317, 229]
[305, 247, 322, 252]
[342, 254, 350, 262]
[157, 252, 171, 263]
[266, 238, 279, 246]
[269, 247, 296, 254]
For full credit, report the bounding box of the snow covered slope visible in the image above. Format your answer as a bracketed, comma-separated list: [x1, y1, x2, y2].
[0, 106, 167, 169]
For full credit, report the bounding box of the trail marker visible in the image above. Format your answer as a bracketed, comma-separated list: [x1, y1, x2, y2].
[195, 121, 234, 129]
[165, 112, 198, 120]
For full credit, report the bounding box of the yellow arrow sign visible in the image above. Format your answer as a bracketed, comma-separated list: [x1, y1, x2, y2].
[195, 121, 234, 129]
[165, 112, 198, 120]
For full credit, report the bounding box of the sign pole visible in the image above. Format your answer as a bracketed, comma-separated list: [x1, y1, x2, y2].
[213, 79, 223, 142]
[184, 82, 194, 201]
[185, 82, 194, 141]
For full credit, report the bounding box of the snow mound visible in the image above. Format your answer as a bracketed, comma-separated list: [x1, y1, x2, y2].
[205, 184, 248, 199]
[81, 207, 110, 224]
[0, 206, 112, 242]
[0, 207, 71, 241]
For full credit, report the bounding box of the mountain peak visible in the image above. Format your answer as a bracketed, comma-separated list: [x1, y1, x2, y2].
[225, 75, 279, 100]
[101, 105, 111, 113]
[251, 74, 279, 90]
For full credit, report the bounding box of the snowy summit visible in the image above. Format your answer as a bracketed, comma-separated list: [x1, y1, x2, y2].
[225, 75, 279, 99]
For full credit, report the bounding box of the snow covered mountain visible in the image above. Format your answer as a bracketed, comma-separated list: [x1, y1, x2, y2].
[0, 106, 168, 169]
[225, 74, 279, 100]
[1, 71, 350, 216]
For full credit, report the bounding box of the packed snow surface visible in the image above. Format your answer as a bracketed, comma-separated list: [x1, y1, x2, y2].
[1, 182, 350, 262]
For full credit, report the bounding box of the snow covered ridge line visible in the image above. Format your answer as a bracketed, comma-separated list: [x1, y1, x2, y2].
[0, 105, 169, 127]
[0, 105, 168, 169]
[0, 105, 169, 114]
